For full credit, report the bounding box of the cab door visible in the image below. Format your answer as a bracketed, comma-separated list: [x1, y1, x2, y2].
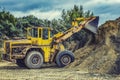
[38, 28, 52, 62]
[28, 28, 39, 45]
[38, 28, 52, 46]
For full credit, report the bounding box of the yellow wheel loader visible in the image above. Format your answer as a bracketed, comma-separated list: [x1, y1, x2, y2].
[3, 16, 99, 69]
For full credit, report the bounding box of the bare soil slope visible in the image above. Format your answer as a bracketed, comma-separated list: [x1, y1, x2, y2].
[68, 17, 120, 74]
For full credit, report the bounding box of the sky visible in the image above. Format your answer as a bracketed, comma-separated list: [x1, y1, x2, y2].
[0, 0, 120, 25]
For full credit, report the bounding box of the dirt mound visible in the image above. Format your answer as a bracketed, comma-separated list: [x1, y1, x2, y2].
[68, 17, 120, 74]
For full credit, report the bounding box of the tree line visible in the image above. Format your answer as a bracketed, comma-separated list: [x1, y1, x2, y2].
[0, 5, 94, 39]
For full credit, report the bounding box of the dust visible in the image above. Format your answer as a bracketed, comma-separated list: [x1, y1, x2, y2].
[67, 17, 120, 74]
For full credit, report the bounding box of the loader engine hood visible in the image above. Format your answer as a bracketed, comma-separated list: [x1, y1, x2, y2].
[4, 39, 32, 54]
[5, 39, 32, 46]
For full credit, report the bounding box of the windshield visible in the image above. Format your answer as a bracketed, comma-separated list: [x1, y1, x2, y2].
[28, 28, 38, 38]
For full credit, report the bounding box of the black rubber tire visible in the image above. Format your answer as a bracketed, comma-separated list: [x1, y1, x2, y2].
[55, 50, 75, 67]
[25, 51, 43, 69]
[16, 59, 26, 67]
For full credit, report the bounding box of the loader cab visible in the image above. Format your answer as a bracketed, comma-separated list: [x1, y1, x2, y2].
[27, 27, 52, 45]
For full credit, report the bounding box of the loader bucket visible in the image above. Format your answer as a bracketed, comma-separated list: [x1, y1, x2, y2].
[84, 16, 99, 34]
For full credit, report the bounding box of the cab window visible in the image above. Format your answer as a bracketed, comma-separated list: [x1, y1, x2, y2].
[28, 28, 38, 38]
[39, 29, 41, 38]
[33, 28, 38, 37]
[42, 28, 48, 39]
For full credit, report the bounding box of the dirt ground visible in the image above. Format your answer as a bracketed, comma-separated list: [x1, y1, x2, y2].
[0, 61, 120, 80]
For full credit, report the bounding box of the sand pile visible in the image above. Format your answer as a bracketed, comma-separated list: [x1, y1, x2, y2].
[68, 17, 120, 74]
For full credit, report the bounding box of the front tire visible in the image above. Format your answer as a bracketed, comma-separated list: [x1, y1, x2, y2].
[25, 51, 43, 69]
[55, 50, 75, 67]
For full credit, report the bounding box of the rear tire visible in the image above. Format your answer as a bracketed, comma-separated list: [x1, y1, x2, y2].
[16, 59, 26, 67]
[55, 50, 75, 67]
[25, 51, 43, 69]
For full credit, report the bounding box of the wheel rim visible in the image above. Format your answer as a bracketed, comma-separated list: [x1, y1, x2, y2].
[60, 55, 71, 65]
[32, 55, 40, 64]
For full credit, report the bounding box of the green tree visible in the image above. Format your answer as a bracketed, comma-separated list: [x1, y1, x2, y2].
[0, 10, 18, 37]
[0, 5, 94, 42]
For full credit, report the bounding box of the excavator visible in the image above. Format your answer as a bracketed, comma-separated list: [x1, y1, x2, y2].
[3, 16, 99, 69]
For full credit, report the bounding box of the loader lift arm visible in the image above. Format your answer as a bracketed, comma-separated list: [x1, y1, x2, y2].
[53, 16, 99, 43]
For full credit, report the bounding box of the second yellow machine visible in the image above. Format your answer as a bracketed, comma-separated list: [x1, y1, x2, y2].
[3, 16, 99, 69]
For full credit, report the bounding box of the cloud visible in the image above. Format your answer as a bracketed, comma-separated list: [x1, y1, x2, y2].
[97, 13, 119, 25]
[0, 0, 120, 25]
[76, 0, 120, 25]
[11, 9, 61, 20]
[0, 0, 87, 11]
[84, 0, 120, 7]
[0, 0, 75, 11]
[0, 0, 54, 11]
